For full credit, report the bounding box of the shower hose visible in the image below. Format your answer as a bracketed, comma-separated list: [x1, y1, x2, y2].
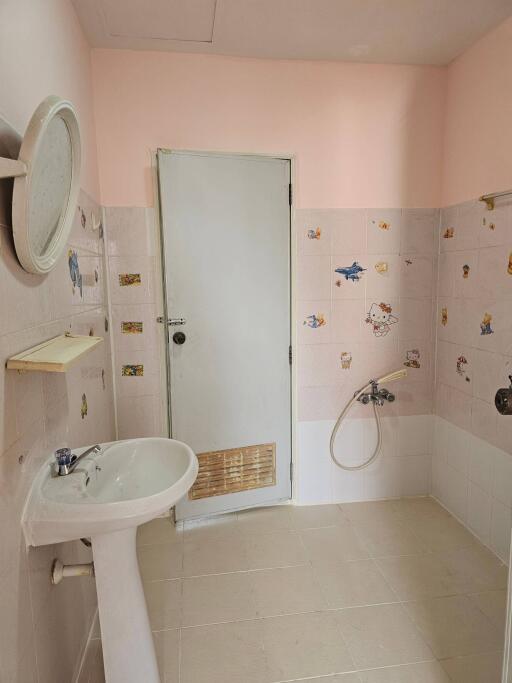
[329, 379, 382, 471]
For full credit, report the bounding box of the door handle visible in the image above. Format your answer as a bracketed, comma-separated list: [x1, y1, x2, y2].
[157, 317, 187, 326]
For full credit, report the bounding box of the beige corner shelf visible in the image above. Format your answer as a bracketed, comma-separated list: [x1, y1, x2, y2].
[7, 334, 103, 373]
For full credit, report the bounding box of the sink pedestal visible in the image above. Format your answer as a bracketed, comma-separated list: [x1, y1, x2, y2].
[92, 527, 160, 683]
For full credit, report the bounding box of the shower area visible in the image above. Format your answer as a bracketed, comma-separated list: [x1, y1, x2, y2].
[102, 185, 512, 682]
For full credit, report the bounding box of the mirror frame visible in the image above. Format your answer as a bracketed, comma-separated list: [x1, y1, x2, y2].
[12, 96, 81, 275]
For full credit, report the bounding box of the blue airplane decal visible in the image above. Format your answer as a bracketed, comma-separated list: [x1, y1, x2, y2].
[334, 261, 367, 282]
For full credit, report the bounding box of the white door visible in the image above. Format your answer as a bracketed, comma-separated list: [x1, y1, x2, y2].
[157, 150, 292, 519]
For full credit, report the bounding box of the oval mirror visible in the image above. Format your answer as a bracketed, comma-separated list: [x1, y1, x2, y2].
[0, 96, 81, 274]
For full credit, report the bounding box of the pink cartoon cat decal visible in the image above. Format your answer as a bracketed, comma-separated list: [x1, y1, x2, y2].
[365, 302, 398, 337]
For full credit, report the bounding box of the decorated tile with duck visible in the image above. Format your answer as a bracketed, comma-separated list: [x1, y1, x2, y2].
[366, 209, 401, 254]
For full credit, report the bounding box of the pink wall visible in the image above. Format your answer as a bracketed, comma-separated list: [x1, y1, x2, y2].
[91, 50, 446, 209]
[442, 16, 512, 206]
[0, 0, 100, 200]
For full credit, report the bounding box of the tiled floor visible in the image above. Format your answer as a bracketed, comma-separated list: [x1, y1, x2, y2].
[81, 497, 508, 682]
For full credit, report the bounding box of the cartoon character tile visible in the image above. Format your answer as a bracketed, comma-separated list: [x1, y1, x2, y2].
[480, 312, 494, 336]
[303, 314, 326, 329]
[121, 321, 143, 334]
[332, 254, 367, 299]
[404, 349, 421, 369]
[334, 261, 367, 284]
[456, 355, 470, 382]
[365, 302, 398, 337]
[122, 364, 144, 377]
[366, 209, 402, 255]
[68, 249, 83, 298]
[119, 273, 142, 287]
[295, 209, 331, 255]
[340, 351, 352, 369]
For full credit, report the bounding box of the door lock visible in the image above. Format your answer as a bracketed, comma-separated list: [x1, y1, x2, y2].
[157, 317, 187, 326]
[173, 331, 186, 345]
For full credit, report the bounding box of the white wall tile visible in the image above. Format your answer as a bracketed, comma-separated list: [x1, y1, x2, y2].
[469, 436, 496, 493]
[398, 414, 433, 456]
[398, 454, 431, 496]
[490, 500, 512, 564]
[467, 481, 492, 544]
[296, 420, 332, 504]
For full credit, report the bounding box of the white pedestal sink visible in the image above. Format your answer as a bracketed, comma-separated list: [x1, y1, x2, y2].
[22, 438, 198, 683]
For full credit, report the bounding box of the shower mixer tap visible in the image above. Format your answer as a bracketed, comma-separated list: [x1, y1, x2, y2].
[357, 380, 396, 406]
[331, 368, 407, 471]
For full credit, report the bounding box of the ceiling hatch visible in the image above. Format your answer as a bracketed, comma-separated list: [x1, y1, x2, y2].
[101, 0, 216, 42]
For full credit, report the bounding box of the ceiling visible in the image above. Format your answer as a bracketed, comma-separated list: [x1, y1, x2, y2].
[72, 0, 512, 66]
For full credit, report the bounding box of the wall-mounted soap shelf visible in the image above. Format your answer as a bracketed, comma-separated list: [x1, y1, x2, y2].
[7, 333, 103, 373]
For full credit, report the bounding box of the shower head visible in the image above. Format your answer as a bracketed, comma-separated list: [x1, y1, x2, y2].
[375, 368, 408, 384]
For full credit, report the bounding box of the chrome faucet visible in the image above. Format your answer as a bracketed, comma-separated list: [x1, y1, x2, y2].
[53, 445, 102, 476]
[357, 380, 396, 407]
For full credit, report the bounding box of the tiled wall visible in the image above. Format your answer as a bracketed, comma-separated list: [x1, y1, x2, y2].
[433, 417, 512, 563]
[296, 208, 438, 503]
[105, 205, 438, 506]
[433, 198, 512, 564]
[0, 190, 116, 682]
[104, 207, 166, 440]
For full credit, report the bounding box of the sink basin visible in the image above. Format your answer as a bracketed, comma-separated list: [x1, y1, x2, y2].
[22, 437, 198, 683]
[23, 438, 198, 545]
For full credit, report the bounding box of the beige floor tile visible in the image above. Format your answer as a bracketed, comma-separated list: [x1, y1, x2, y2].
[394, 497, 451, 522]
[244, 529, 307, 569]
[288, 504, 349, 529]
[91, 612, 101, 639]
[352, 517, 428, 558]
[77, 639, 104, 683]
[183, 537, 249, 576]
[410, 516, 478, 553]
[357, 660, 450, 682]
[261, 611, 355, 680]
[314, 559, 397, 608]
[88, 645, 105, 683]
[144, 579, 182, 630]
[251, 565, 327, 617]
[439, 651, 504, 683]
[334, 603, 433, 669]
[375, 553, 468, 600]
[440, 544, 508, 594]
[468, 589, 507, 633]
[300, 676, 361, 683]
[340, 500, 404, 524]
[152, 629, 179, 683]
[182, 513, 240, 542]
[137, 517, 182, 546]
[182, 571, 258, 626]
[137, 541, 183, 581]
[237, 505, 292, 533]
[404, 595, 503, 659]
[180, 620, 268, 683]
[300, 525, 370, 563]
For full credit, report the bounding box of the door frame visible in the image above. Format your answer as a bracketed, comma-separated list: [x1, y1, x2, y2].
[153, 148, 299, 508]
